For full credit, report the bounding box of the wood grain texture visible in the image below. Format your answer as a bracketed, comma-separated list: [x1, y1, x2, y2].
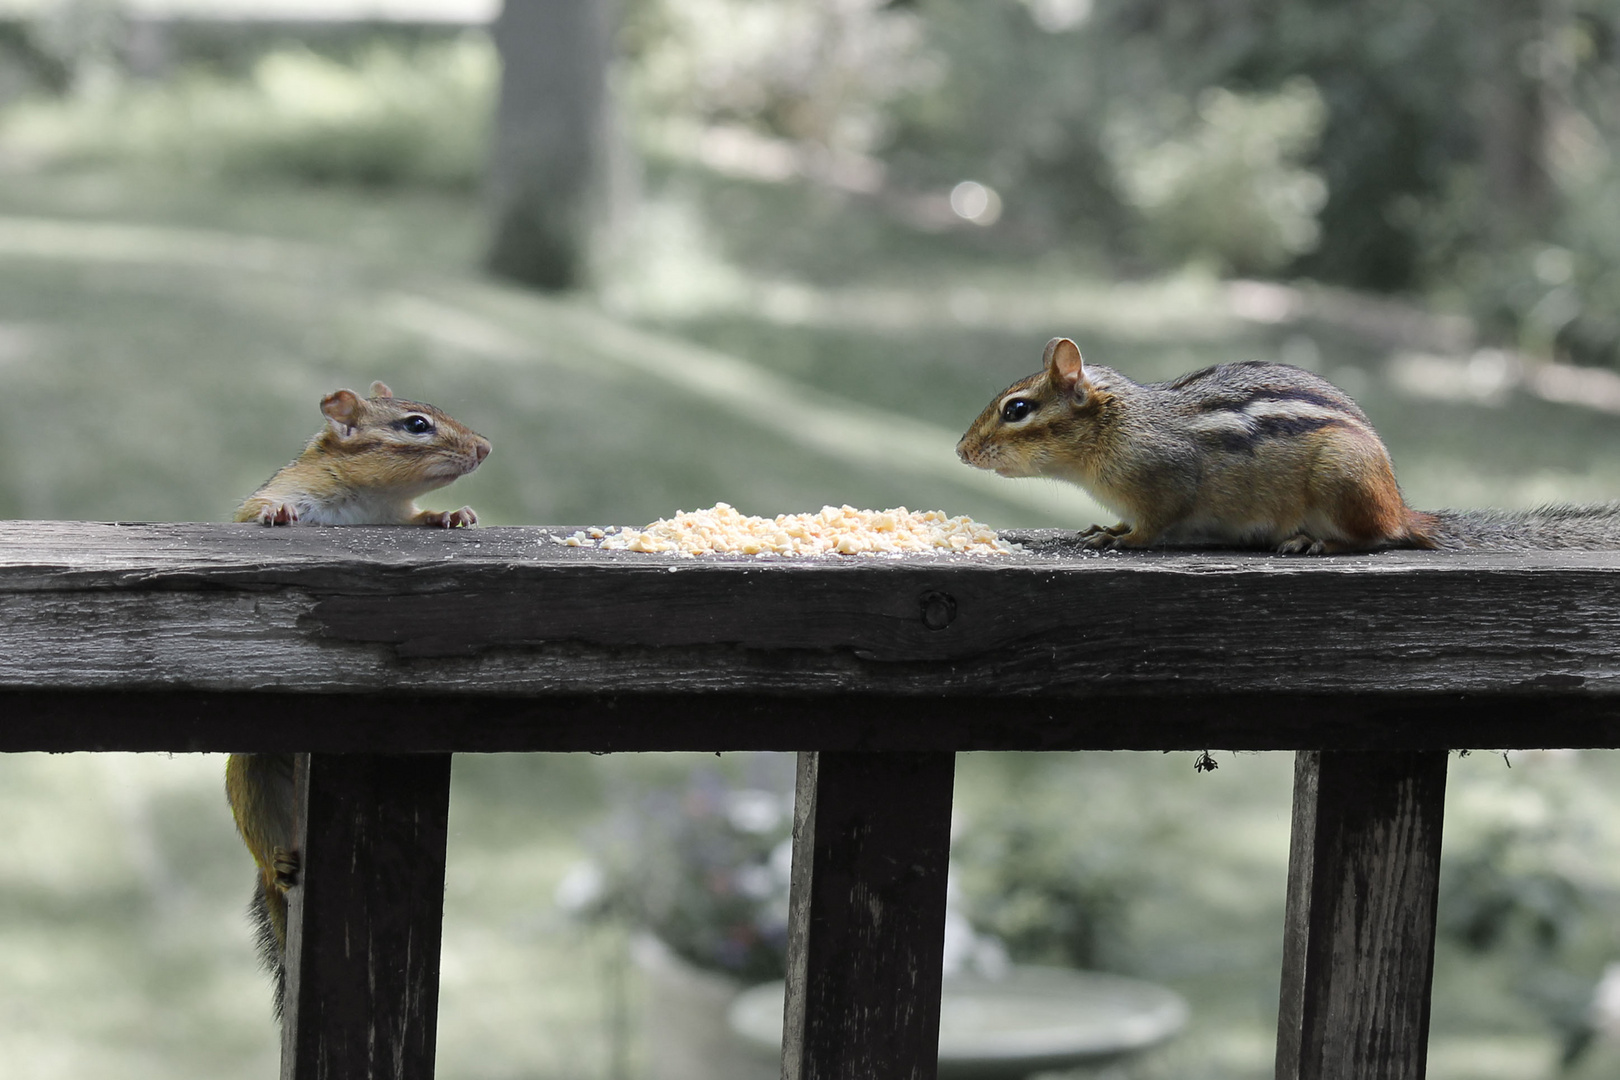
[1277, 751, 1448, 1080]
[280, 753, 452, 1080]
[783, 751, 956, 1080]
[3, 521, 1620, 704]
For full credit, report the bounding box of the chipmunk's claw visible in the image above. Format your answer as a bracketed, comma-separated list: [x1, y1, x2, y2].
[424, 507, 478, 528]
[257, 502, 299, 526]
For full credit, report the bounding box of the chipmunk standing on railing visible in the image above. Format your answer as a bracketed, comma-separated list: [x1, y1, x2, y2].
[227, 381, 490, 1017]
[957, 337, 1620, 553]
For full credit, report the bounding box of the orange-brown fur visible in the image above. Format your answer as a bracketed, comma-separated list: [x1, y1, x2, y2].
[957, 337, 1435, 554]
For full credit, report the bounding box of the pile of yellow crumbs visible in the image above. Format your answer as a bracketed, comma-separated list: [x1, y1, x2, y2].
[551, 503, 1020, 557]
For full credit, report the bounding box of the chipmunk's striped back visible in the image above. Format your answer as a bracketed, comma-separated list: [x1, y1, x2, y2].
[1165, 361, 1388, 462]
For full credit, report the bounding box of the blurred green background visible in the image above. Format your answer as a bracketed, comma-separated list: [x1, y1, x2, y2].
[4, 0, 1620, 1077]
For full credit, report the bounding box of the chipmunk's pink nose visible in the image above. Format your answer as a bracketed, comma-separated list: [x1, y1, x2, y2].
[474, 438, 491, 463]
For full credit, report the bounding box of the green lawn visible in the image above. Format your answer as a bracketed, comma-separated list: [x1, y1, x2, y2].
[5, 166, 1620, 1079]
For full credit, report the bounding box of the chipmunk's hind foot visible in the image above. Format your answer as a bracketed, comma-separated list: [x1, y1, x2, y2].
[1277, 533, 1330, 555]
[271, 846, 300, 890]
[1078, 522, 1129, 550]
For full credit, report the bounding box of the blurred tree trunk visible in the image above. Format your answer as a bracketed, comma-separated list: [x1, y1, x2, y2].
[1472, 0, 1555, 241]
[485, 0, 612, 290]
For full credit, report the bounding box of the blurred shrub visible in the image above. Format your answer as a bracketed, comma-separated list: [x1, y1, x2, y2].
[1088, 0, 1620, 367]
[870, 0, 1620, 365]
[621, 0, 930, 158]
[877, 3, 1332, 265]
[882, 0, 1128, 250]
[1432, 129, 1620, 368]
[1443, 827, 1587, 957]
[1104, 79, 1328, 275]
[951, 802, 1138, 970]
[1092, 0, 1528, 291]
[1439, 752, 1620, 1069]
[0, 37, 494, 189]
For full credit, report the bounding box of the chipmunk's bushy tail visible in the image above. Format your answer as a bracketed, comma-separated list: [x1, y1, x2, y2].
[250, 877, 287, 1021]
[1401, 508, 1443, 550]
[1420, 503, 1620, 551]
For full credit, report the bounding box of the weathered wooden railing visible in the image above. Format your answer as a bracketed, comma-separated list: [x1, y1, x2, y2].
[4, 520, 1619, 1080]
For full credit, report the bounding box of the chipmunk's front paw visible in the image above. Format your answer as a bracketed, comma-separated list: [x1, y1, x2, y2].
[423, 506, 478, 528]
[256, 502, 299, 526]
[271, 847, 301, 890]
[1277, 533, 1327, 555]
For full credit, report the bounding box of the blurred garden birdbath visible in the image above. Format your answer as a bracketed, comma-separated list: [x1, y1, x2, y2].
[727, 966, 1188, 1079]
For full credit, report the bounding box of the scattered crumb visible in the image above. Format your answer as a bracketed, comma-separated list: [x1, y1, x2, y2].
[551, 503, 1020, 558]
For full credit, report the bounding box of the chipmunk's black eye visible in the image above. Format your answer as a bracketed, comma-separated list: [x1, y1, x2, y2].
[399, 415, 435, 436]
[1001, 398, 1036, 423]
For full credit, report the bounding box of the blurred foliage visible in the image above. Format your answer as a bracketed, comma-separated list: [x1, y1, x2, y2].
[951, 802, 1137, 971]
[1094, 0, 1620, 367]
[973, 0, 1620, 364]
[1436, 751, 1620, 1073]
[1441, 825, 1609, 1069]
[1102, 79, 1328, 275]
[1444, 827, 1586, 958]
[619, 0, 927, 156]
[9, 0, 1620, 361]
[0, 36, 493, 189]
[616, 0, 1620, 364]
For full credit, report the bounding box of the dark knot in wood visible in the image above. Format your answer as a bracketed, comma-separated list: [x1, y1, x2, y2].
[919, 591, 957, 631]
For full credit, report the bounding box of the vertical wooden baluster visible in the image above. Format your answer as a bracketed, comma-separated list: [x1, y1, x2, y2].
[1277, 749, 1449, 1080]
[281, 752, 454, 1080]
[782, 750, 957, 1080]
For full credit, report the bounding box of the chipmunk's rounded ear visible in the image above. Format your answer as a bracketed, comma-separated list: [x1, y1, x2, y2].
[1043, 337, 1087, 393]
[369, 381, 393, 399]
[321, 389, 364, 437]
